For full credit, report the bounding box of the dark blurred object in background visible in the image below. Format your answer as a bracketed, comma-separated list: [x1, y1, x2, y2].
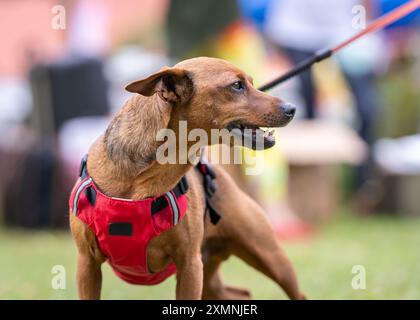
[1, 56, 110, 228]
[29, 56, 110, 135]
[3, 137, 68, 228]
[166, 0, 240, 60]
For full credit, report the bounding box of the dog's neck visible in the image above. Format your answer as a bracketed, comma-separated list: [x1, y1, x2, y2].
[87, 94, 198, 199]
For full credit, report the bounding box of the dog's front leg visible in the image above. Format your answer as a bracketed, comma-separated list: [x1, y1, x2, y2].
[76, 252, 102, 300]
[175, 254, 203, 300]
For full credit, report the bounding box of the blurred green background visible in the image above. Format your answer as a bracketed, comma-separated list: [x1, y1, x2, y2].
[1, 212, 419, 300]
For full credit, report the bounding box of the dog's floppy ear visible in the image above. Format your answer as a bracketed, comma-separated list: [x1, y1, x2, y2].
[125, 67, 193, 104]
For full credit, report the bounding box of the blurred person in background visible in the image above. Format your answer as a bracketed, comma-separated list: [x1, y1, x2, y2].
[368, 1, 420, 216]
[253, 0, 385, 194]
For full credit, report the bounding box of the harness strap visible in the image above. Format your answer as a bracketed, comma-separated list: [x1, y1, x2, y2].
[72, 177, 92, 215]
[151, 176, 188, 218]
[197, 161, 221, 225]
[77, 155, 189, 224]
[77, 156, 221, 225]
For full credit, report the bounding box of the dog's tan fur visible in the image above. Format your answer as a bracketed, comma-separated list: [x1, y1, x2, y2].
[70, 57, 305, 300]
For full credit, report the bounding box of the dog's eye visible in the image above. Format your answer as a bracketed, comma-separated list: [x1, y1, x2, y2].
[231, 81, 245, 92]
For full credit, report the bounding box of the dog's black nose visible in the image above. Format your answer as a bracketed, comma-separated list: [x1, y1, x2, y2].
[280, 103, 296, 118]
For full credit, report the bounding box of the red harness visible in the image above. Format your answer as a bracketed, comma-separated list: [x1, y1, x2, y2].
[69, 155, 219, 285]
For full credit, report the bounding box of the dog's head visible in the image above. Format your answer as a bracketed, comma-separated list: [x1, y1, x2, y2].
[125, 57, 295, 150]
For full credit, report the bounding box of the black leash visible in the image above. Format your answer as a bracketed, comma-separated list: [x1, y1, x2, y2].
[258, 0, 420, 92]
[258, 49, 332, 92]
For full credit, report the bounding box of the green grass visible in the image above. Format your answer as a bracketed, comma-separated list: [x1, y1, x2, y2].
[0, 214, 419, 299]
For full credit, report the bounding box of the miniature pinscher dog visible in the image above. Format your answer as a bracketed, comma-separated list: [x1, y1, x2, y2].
[69, 57, 305, 300]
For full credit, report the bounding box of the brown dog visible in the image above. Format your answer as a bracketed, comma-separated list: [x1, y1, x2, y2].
[69, 57, 305, 300]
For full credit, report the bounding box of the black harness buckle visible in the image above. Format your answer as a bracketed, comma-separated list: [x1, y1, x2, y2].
[196, 161, 221, 225]
[204, 175, 216, 197]
[179, 176, 189, 194]
[152, 176, 189, 215]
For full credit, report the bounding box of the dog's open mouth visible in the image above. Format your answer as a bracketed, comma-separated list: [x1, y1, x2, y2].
[226, 122, 276, 150]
